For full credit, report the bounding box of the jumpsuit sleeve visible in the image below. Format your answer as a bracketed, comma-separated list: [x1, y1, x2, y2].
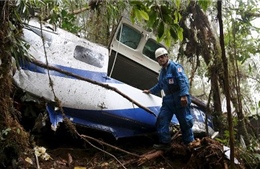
[172, 64, 190, 97]
[149, 71, 163, 95]
[149, 83, 162, 95]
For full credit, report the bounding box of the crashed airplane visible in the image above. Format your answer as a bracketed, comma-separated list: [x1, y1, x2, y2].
[13, 17, 215, 139]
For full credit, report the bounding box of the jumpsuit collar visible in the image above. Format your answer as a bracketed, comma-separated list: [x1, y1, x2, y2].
[162, 60, 170, 70]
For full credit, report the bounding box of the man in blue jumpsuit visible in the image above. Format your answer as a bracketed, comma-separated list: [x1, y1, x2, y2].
[143, 47, 194, 150]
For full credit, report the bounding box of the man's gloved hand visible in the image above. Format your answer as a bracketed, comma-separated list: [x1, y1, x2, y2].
[180, 96, 188, 107]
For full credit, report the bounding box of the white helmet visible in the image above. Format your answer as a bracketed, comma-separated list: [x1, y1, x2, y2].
[155, 47, 168, 59]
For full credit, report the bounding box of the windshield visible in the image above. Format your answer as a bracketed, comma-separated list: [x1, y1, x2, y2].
[143, 39, 164, 61]
[116, 23, 164, 61]
[116, 24, 142, 49]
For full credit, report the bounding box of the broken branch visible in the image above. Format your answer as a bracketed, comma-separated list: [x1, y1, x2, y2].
[29, 59, 157, 117]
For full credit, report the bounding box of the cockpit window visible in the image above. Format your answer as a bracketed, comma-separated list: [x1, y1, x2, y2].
[74, 45, 104, 68]
[116, 24, 142, 49]
[143, 39, 164, 61]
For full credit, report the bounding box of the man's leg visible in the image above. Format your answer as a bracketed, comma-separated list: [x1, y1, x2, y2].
[154, 105, 173, 150]
[175, 106, 194, 144]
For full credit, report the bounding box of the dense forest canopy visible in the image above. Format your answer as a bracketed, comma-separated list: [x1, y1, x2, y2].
[0, 0, 260, 168]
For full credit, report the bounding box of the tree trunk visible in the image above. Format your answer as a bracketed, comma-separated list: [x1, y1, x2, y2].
[181, 2, 224, 134]
[229, 22, 250, 146]
[217, 1, 235, 168]
[0, 0, 14, 147]
[0, 1, 29, 167]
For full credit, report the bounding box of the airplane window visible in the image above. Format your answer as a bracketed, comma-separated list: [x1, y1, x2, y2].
[143, 39, 164, 61]
[116, 24, 142, 49]
[74, 45, 104, 68]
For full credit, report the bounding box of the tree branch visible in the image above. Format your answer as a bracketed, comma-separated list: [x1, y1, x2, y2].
[29, 59, 157, 117]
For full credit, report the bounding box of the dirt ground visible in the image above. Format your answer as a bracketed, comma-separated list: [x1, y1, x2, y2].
[17, 127, 187, 169]
[14, 124, 245, 169]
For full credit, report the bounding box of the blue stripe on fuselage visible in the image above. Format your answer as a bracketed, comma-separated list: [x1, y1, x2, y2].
[19, 60, 122, 84]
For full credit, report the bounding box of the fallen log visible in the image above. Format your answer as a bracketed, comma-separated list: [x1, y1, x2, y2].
[136, 141, 194, 166]
[137, 149, 164, 166]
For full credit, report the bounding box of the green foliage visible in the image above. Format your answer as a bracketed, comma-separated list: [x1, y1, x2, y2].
[216, 117, 238, 145]
[239, 149, 260, 169]
[4, 1, 32, 67]
[137, 9, 149, 21]
[198, 0, 212, 12]
[215, 130, 230, 145]
[42, 1, 82, 33]
[60, 10, 80, 33]
[130, 1, 149, 23]
[15, 0, 83, 34]
[157, 20, 165, 40]
[130, 1, 149, 22]
[223, 0, 260, 123]
[106, 0, 127, 22]
[224, 0, 260, 64]
[129, 1, 184, 47]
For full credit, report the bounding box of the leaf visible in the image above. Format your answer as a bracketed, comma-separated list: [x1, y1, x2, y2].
[163, 13, 173, 24]
[147, 10, 157, 27]
[248, 64, 252, 73]
[174, 10, 182, 24]
[161, 5, 170, 16]
[17, 128, 20, 134]
[170, 24, 178, 40]
[174, 0, 181, 9]
[177, 26, 183, 41]
[135, 9, 143, 22]
[139, 10, 149, 21]
[157, 21, 164, 39]
[170, 24, 183, 41]
[152, 18, 159, 29]
[161, 6, 172, 24]
[164, 29, 172, 47]
[129, 0, 144, 9]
